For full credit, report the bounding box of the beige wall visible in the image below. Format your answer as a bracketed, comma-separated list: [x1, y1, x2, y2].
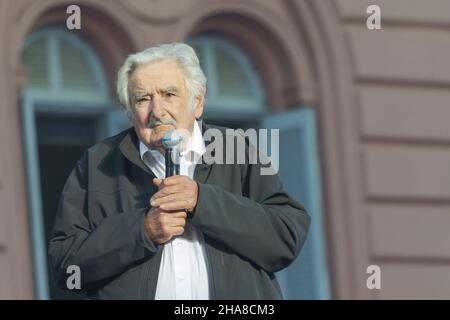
[336, 0, 450, 299]
[0, 0, 448, 299]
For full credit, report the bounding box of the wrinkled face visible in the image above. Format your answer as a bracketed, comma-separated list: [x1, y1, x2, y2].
[128, 59, 204, 149]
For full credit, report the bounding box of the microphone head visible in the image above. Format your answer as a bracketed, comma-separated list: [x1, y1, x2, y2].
[162, 130, 183, 149]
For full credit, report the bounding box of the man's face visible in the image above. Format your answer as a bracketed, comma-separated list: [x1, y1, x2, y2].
[128, 59, 204, 149]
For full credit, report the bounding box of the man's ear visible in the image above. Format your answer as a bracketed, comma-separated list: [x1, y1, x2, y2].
[194, 94, 205, 119]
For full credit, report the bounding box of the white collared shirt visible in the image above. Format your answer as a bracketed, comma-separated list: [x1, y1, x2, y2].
[139, 121, 211, 300]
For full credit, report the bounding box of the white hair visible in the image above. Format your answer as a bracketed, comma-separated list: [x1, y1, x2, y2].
[116, 42, 206, 122]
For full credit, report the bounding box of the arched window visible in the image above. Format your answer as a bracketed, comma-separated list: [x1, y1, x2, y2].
[22, 27, 109, 101]
[188, 36, 265, 127]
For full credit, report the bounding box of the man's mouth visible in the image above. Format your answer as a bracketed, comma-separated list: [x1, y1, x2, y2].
[150, 125, 175, 133]
[148, 119, 176, 129]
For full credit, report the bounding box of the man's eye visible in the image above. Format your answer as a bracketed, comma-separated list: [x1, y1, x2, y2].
[165, 92, 176, 97]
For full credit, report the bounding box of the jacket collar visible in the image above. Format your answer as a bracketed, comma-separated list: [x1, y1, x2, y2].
[194, 120, 214, 184]
[118, 126, 152, 175]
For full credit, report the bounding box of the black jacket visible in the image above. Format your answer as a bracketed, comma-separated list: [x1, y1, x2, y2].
[48, 122, 310, 299]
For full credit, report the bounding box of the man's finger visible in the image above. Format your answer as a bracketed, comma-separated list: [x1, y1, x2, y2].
[160, 175, 188, 186]
[167, 217, 186, 228]
[151, 185, 183, 202]
[153, 178, 163, 187]
[171, 226, 185, 236]
[160, 200, 191, 211]
[159, 210, 187, 219]
[152, 194, 188, 207]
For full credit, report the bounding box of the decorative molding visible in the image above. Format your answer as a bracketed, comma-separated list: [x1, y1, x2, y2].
[286, 0, 371, 299]
[170, 0, 317, 109]
[118, 0, 196, 23]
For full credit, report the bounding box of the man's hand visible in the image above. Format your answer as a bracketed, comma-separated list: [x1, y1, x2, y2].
[150, 176, 199, 213]
[143, 176, 198, 244]
[144, 206, 187, 244]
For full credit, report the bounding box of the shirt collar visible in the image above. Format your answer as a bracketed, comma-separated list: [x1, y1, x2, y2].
[182, 120, 206, 157]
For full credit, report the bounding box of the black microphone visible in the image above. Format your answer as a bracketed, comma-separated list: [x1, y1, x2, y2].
[162, 130, 183, 177]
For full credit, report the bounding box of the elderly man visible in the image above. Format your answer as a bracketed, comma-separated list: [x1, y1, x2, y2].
[48, 43, 310, 299]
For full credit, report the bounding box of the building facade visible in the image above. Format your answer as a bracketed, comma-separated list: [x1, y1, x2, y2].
[0, 0, 449, 299]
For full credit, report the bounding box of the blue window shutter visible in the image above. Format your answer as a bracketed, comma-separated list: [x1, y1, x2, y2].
[262, 108, 330, 299]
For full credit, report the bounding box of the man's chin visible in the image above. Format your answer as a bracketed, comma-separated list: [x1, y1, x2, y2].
[151, 124, 175, 134]
[149, 126, 174, 146]
[137, 125, 175, 148]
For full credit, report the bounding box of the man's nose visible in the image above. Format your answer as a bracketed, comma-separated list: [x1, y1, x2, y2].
[151, 95, 166, 118]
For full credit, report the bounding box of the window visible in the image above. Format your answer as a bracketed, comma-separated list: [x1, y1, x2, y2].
[22, 27, 109, 101]
[189, 35, 265, 128]
[21, 27, 115, 299]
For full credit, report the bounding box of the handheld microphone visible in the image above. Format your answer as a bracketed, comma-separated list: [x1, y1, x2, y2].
[162, 130, 183, 177]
